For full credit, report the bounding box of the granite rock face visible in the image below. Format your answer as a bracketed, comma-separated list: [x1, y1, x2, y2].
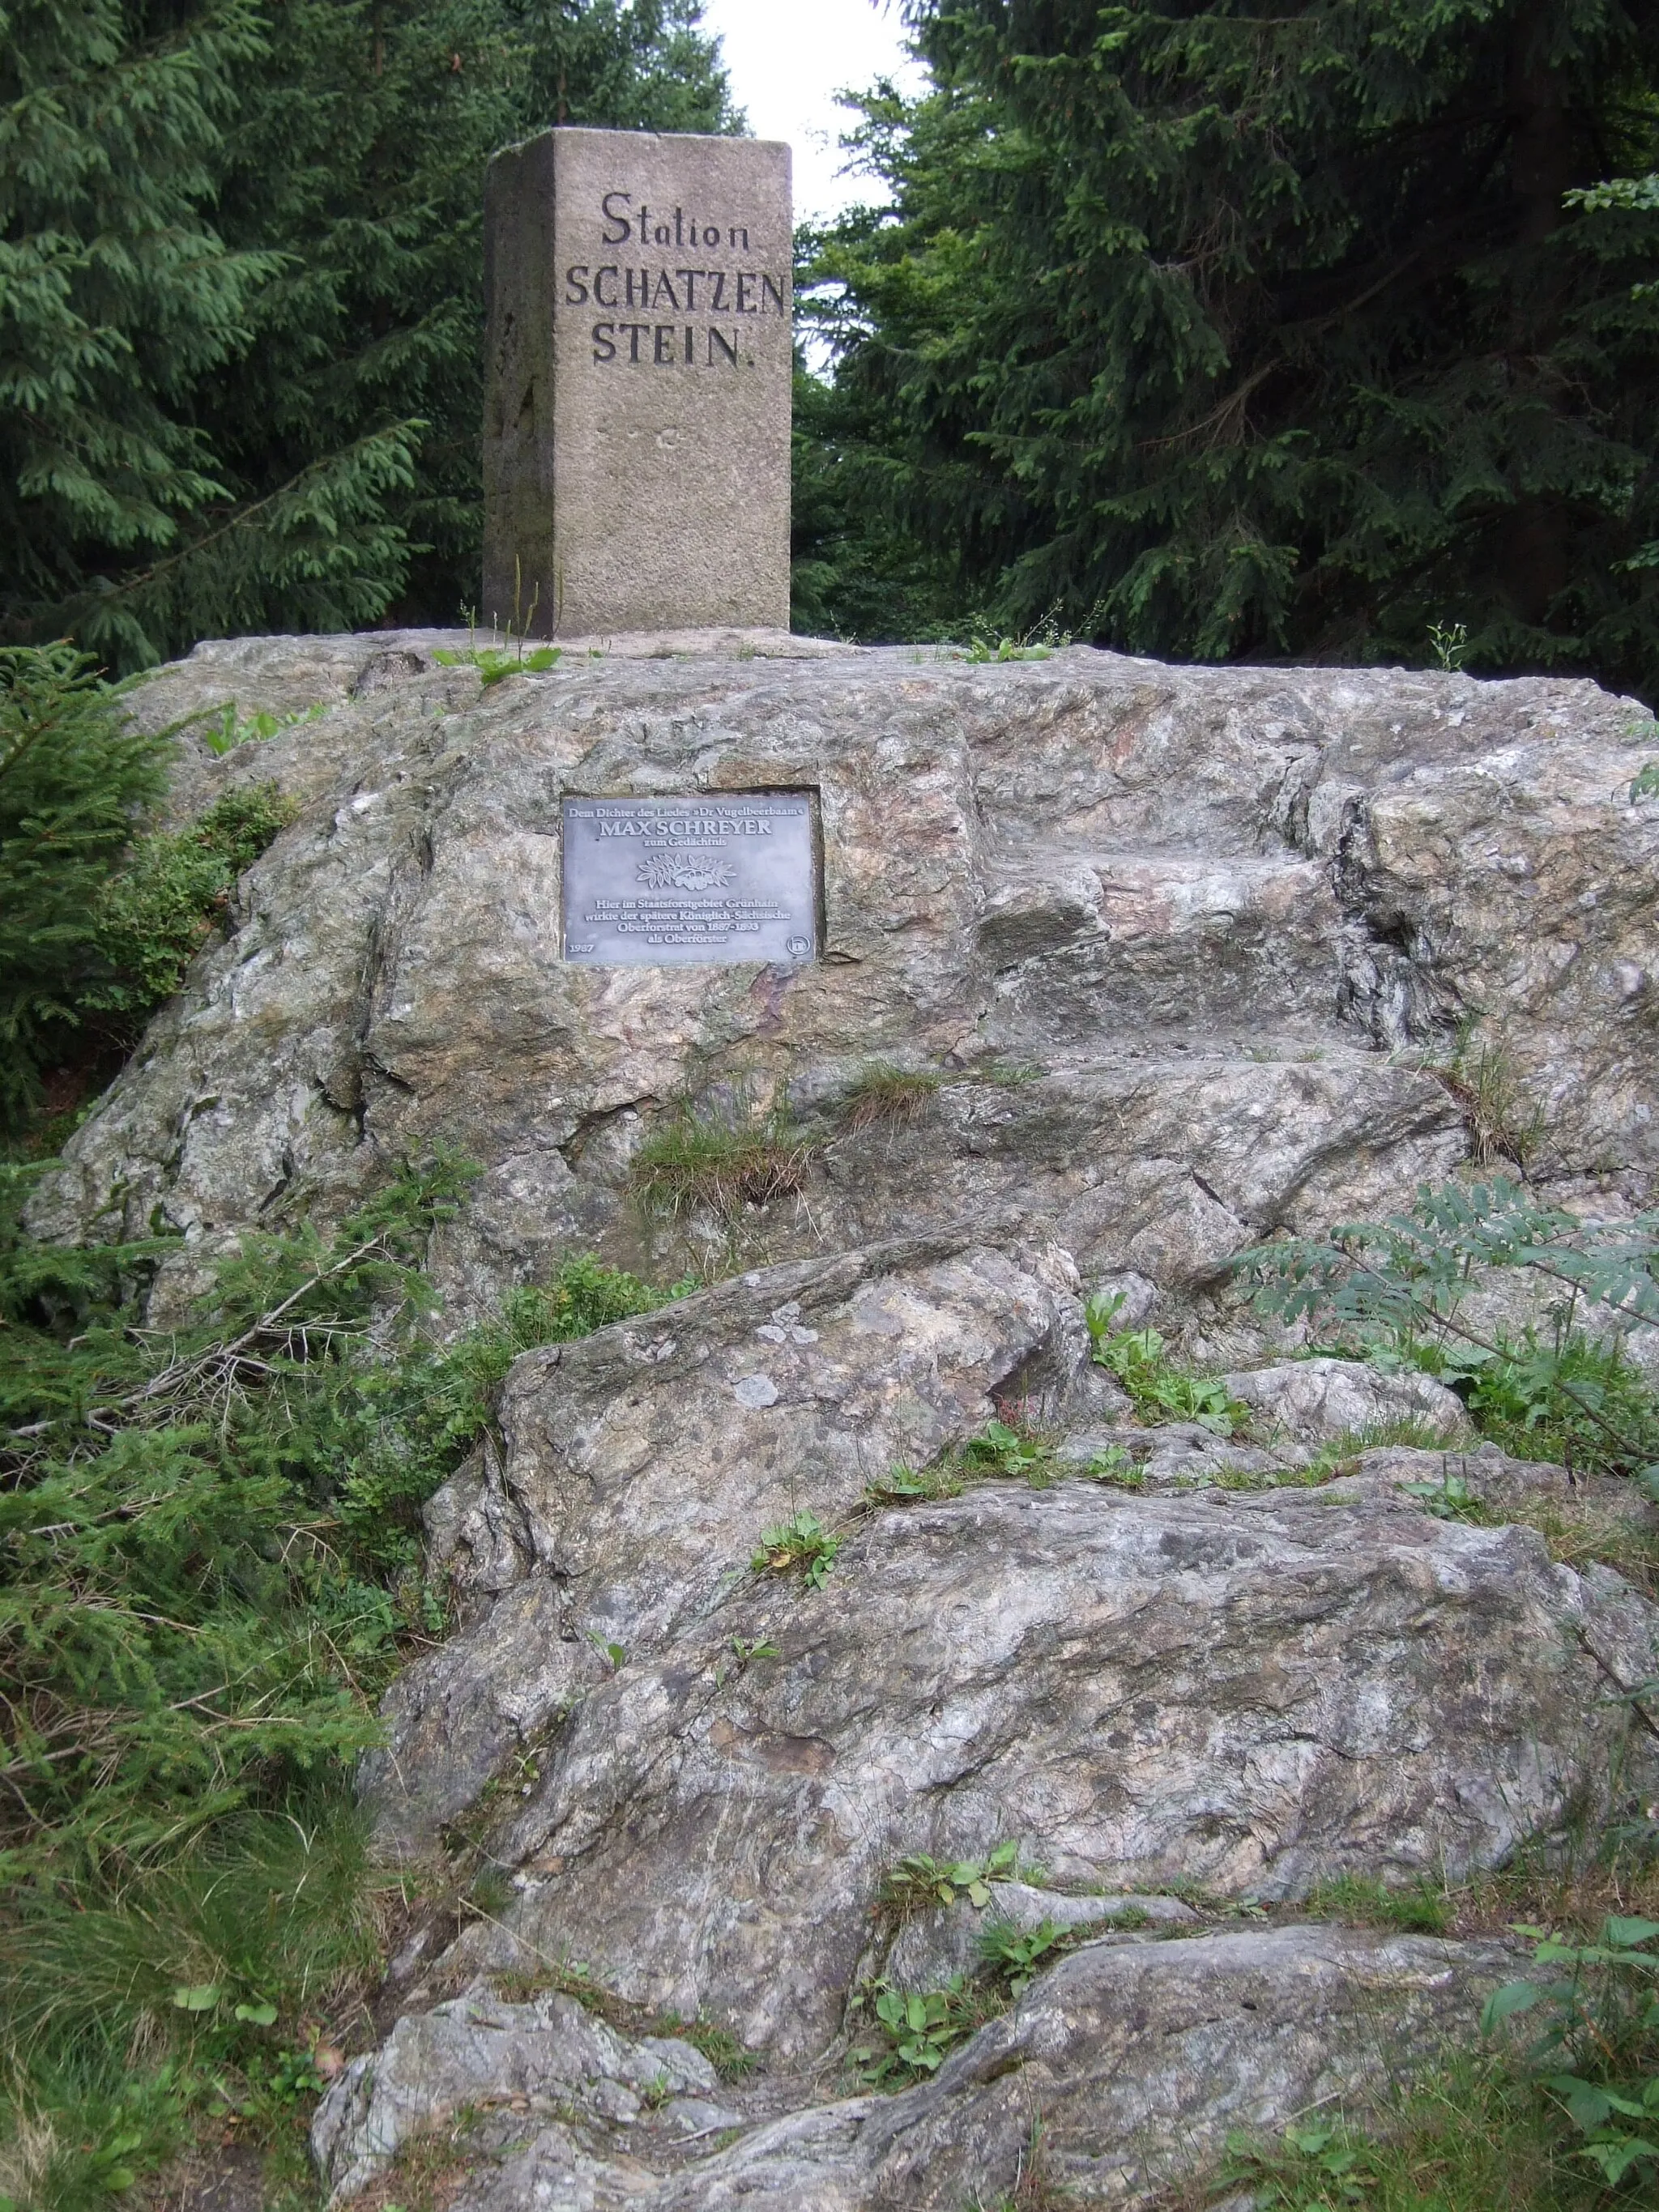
[29, 629, 1659, 1313]
[363, 1234, 1081, 1852]
[329, 1928, 1522, 2212]
[29, 631, 1659, 2207]
[438, 1435, 1653, 2063]
[312, 1982, 726, 2202]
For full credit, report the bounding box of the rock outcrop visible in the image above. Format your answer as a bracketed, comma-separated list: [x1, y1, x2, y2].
[36, 630, 1659, 2206]
[319, 1929, 1521, 2210]
[30, 629, 1659, 1311]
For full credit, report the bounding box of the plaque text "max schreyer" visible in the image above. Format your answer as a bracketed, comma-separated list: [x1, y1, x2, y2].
[561, 795, 817, 967]
[565, 191, 787, 369]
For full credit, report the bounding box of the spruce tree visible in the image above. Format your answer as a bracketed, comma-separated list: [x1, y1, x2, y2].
[0, 2, 282, 659]
[810, 0, 1659, 696]
[0, 1, 736, 667]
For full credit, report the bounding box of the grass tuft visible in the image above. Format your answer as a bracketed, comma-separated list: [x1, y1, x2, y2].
[842, 1061, 943, 1131]
[629, 1101, 817, 1222]
[1305, 1871, 1452, 1935]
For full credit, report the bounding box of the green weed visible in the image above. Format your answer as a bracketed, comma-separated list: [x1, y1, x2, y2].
[1631, 761, 1659, 800]
[750, 1509, 842, 1590]
[1428, 1027, 1545, 1170]
[1428, 618, 1470, 671]
[881, 1842, 1021, 1916]
[433, 643, 560, 686]
[865, 1460, 967, 1504]
[851, 1975, 997, 2086]
[962, 1416, 1056, 1481]
[1401, 1473, 1488, 1521]
[977, 1916, 1071, 1995]
[647, 2012, 761, 2082]
[1081, 1444, 1141, 1486]
[195, 700, 326, 755]
[1483, 1916, 1659, 2190]
[1085, 1292, 1244, 1435]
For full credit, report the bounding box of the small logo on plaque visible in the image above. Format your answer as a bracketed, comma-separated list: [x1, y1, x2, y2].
[561, 793, 818, 966]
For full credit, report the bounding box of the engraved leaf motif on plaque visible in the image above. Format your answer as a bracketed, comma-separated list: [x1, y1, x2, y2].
[636, 850, 737, 893]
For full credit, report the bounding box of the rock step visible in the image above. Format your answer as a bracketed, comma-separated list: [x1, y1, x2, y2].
[461, 1043, 1469, 1302]
[977, 849, 1346, 1039]
[315, 1926, 1523, 2210]
[446, 1477, 1650, 2061]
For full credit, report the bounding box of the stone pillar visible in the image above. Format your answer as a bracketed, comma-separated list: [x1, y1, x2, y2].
[483, 126, 792, 639]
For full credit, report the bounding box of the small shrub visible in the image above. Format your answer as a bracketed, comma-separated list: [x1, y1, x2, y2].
[88, 781, 300, 1016]
[1085, 1292, 1243, 1435]
[842, 1062, 942, 1131]
[0, 645, 171, 1130]
[629, 1101, 817, 1223]
[750, 1508, 842, 1589]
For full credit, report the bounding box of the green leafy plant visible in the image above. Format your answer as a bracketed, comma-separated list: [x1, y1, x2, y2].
[1429, 618, 1470, 671]
[750, 1509, 842, 1590]
[881, 1841, 1021, 1915]
[1240, 1178, 1659, 1481]
[1482, 1916, 1659, 2187]
[1250, 2121, 1388, 2206]
[433, 644, 561, 686]
[1401, 1473, 1486, 1522]
[963, 636, 1051, 664]
[851, 1975, 989, 2086]
[1085, 1292, 1243, 1435]
[1082, 1445, 1141, 1486]
[1633, 761, 1659, 799]
[197, 700, 326, 755]
[962, 1417, 1052, 1479]
[977, 1915, 1068, 1996]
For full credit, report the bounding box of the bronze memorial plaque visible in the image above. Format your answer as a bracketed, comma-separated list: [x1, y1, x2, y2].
[561, 794, 817, 965]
